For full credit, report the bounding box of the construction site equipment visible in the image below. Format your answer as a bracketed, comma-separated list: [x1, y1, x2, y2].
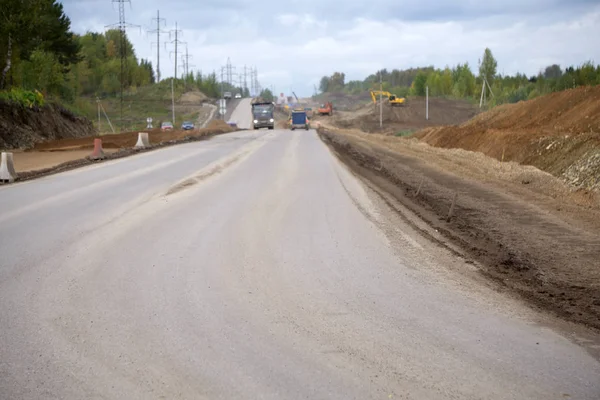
[318, 102, 333, 116]
[370, 90, 405, 106]
[290, 110, 310, 131]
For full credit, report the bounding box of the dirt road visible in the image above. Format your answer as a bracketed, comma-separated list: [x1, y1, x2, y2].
[1, 120, 599, 398]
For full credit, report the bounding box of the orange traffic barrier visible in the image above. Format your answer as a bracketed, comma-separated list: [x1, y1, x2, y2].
[89, 138, 105, 160]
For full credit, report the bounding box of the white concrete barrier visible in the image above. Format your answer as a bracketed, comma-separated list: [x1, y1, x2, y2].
[135, 132, 150, 148]
[0, 152, 17, 183]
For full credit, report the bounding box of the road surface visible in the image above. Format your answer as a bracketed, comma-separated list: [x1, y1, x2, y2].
[1, 102, 599, 399]
[228, 97, 253, 129]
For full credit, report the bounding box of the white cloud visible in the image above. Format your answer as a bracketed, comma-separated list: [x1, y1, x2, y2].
[62, 1, 600, 96]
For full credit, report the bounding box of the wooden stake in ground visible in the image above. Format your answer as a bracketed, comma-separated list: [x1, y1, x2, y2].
[416, 177, 424, 197]
[447, 192, 458, 221]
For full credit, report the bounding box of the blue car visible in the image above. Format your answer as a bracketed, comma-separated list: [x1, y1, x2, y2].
[181, 121, 195, 130]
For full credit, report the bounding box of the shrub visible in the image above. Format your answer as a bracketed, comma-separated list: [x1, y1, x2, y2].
[0, 88, 45, 108]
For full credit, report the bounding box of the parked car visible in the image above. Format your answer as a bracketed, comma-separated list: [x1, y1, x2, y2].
[181, 121, 195, 130]
[161, 121, 173, 131]
[235, 93, 242, 99]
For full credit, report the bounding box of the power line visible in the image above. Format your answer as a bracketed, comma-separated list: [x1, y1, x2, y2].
[148, 10, 167, 82]
[168, 22, 185, 80]
[181, 45, 194, 78]
[225, 57, 236, 87]
[106, 0, 140, 132]
[243, 65, 248, 96]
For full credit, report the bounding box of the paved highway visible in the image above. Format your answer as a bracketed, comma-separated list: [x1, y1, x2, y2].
[228, 97, 253, 129]
[1, 101, 599, 399]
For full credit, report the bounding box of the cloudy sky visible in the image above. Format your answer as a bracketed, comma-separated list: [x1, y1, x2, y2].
[62, 0, 600, 96]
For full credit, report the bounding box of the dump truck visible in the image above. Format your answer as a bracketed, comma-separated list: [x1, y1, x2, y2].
[251, 101, 275, 130]
[318, 102, 333, 116]
[370, 90, 405, 106]
[290, 110, 310, 130]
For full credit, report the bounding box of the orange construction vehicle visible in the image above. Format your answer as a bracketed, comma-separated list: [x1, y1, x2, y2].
[318, 102, 333, 116]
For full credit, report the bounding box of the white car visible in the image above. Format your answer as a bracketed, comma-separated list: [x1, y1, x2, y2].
[235, 93, 242, 99]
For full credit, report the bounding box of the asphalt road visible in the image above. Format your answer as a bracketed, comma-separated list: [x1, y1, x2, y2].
[1, 102, 599, 399]
[228, 97, 253, 129]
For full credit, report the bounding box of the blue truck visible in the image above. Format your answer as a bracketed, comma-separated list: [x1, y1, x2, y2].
[290, 110, 310, 131]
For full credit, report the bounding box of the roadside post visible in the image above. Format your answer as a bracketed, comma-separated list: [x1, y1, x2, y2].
[426, 86, 429, 120]
[219, 99, 226, 120]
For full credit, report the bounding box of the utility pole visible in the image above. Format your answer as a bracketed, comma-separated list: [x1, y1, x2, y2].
[168, 22, 184, 80]
[171, 78, 175, 123]
[253, 67, 259, 96]
[181, 45, 194, 78]
[148, 10, 166, 82]
[220, 66, 225, 98]
[224, 57, 236, 88]
[106, 0, 140, 132]
[243, 65, 248, 96]
[379, 70, 383, 129]
[426, 86, 429, 120]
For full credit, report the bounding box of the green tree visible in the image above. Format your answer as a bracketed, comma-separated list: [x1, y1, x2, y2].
[411, 72, 428, 96]
[453, 63, 476, 97]
[543, 64, 562, 79]
[319, 76, 329, 93]
[440, 67, 453, 96]
[0, 0, 80, 89]
[259, 88, 274, 101]
[479, 47, 498, 85]
[328, 72, 345, 91]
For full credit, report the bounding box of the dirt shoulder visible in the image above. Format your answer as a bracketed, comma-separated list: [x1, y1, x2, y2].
[7, 120, 235, 182]
[319, 126, 600, 331]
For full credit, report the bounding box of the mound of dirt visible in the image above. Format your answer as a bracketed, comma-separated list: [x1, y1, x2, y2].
[179, 91, 208, 104]
[331, 97, 479, 134]
[205, 119, 232, 130]
[416, 86, 600, 191]
[0, 101, 95, 150]
[315, 92, 372, 111]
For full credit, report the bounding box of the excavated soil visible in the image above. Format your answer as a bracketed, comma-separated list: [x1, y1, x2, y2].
[0, 101, 95, 150]
[313, 92, 372, 111]
[319, 126, 600, 331]
[324, 97, 479, 134]
[31, 119, 233, 152]
[416, 86, 600, 191]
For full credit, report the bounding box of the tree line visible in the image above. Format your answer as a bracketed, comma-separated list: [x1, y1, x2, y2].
[319, 48, 600, 106]
[1, 0, 230, 106]
[0, 0, 157, 103]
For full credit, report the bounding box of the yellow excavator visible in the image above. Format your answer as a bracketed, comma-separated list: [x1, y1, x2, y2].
[370, 90, 406, 106]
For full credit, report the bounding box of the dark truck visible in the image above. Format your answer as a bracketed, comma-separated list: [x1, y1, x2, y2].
[251, 102, 275, 130]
